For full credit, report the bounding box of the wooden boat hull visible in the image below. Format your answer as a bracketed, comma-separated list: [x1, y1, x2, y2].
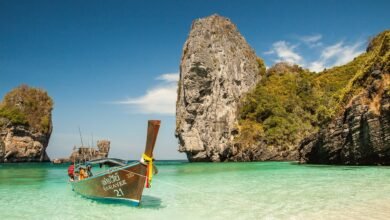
[71, 162, 147, 205]
[70, 120, 161, 205]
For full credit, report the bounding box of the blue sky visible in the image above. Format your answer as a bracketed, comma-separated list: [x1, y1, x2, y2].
[0, 0, 389, 160]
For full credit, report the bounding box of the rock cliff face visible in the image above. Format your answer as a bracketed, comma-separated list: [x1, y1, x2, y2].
[176, 15, 389, 164]
[176, 15, 263, 162]
[299, 32, 390, 165]
[0, 123, 51, 162]
[0, 85, 53, 162]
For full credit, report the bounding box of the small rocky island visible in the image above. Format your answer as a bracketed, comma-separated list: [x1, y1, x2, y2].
[68, 140, 110, 162]
[53, 140, 110, 164]
[52, 140, 111, 164]
[176, 14, 389, 164]
[0, 85, 53, 162]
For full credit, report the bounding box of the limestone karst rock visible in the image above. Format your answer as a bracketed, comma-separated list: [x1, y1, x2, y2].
[175, 14, 263, 162]
[0, 85, 53, 162]
[299, 31, 390, 165]
[176, 15, 389, 164]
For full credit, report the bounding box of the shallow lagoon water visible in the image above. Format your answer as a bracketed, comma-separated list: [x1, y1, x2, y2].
[0, 161, 390, 220]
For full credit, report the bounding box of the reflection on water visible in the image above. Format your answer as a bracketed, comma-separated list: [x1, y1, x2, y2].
[140, 195, 164, 209]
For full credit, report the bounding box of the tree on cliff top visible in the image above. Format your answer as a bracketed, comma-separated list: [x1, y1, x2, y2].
[0, 85, 53, 133]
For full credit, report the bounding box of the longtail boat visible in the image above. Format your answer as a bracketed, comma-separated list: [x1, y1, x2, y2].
[70, 120, 160, 206]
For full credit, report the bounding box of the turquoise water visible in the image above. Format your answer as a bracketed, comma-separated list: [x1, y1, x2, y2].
[1, 162, 390, 220]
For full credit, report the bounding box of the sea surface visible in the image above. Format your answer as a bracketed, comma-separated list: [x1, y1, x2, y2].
[0, 161, 389, 220]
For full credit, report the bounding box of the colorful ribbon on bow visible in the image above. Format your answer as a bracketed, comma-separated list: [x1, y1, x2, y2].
[143, 154, 153, 188]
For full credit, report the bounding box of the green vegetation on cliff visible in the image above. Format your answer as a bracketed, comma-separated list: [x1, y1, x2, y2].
[335, 30, 390, 107]
[0, 85, 53, 133]
[238, 63, 320, 148]
[237, 30, 390, 150]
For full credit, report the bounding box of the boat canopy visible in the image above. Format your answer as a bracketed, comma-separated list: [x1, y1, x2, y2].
[86, 158, 128, 167]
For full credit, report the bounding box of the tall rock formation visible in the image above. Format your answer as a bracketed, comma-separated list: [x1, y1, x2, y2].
[0, 85, 53, 162]
[176, 15, 263, 162]
[299, 31, 390, 165]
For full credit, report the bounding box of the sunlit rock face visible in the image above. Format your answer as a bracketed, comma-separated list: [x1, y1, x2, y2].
[299, 70, 390, 165]
[299, 31, 390, 165]
[176, 14, 261, 162]
[0, 124, 51, 162]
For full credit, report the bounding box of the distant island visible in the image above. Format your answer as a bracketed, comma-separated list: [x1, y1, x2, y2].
[0, 85, 53, 162]
[53, 140, 111, 164]
[176, 14, 389, 165]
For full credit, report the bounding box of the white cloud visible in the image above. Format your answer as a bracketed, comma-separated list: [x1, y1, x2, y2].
[266, 41, 303, 65]
[264, 35, 365, 73]
[307, 61, 326, 72]
[301, 34, 322, 43]
[117, 73, 179, 115]
[300, 34, 323, 47]
[156, 73, 179, 82]
[263, 49, 275, 55]
[307, 41, 364, 72]
[329, 41, 364, 66]
[321, 42, 344, 60]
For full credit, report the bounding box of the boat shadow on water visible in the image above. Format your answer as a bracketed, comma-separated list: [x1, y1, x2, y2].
[81, 195, 164, 209]
[139, 195, 164, 209]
